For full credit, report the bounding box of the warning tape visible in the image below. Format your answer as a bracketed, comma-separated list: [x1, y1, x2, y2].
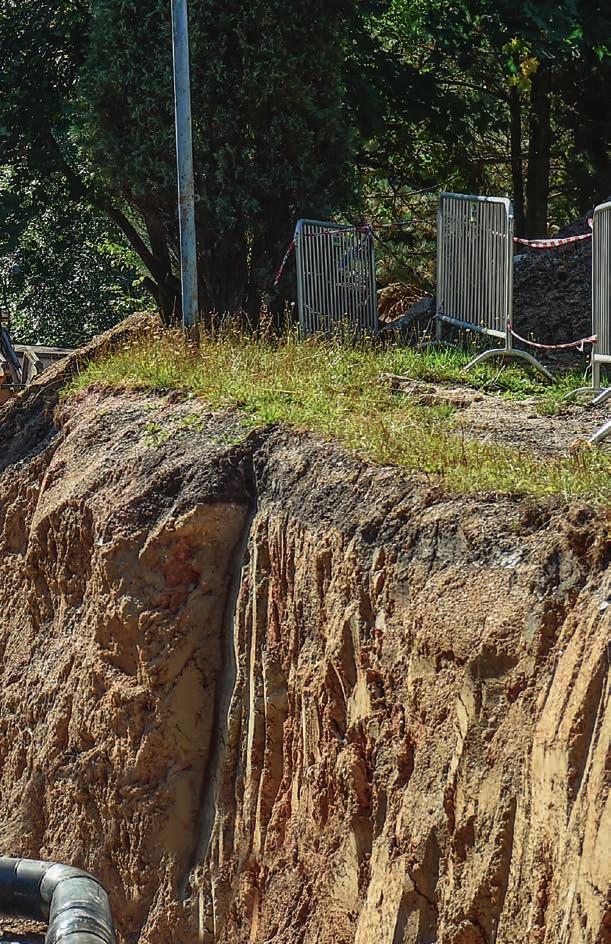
[508, 323, 597, 352]
[513, 219, 593, 249]
[274, 224, 374, 287]
[275, 213, 596, 287]
[273, 239, 296, 287]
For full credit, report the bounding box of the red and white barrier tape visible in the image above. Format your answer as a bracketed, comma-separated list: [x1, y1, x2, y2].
[273, 239, 296, 287]
[513, 219, 593, 249]
[275, 213, 596, 288]
[508, 323, 597, 352]
[274, 225, 373, 287]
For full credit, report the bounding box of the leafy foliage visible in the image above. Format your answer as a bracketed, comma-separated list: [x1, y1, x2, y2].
[0, 0, 609, 343]
[358, 0, 610, 233]
[0, 179, 148, 347]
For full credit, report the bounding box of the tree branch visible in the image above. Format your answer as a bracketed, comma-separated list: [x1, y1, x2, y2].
[41, 131, 179, 292]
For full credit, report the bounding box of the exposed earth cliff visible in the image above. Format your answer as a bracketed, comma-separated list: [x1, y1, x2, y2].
[0, 323, 609, 944]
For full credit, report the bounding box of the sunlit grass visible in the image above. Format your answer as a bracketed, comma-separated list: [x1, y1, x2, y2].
[64, 330, 610, 504]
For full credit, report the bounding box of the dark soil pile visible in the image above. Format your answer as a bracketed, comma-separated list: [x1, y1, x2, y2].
[512, 209, 594, 354]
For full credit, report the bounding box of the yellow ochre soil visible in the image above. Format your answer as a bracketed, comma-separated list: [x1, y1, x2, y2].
[0, 318, 609, 943]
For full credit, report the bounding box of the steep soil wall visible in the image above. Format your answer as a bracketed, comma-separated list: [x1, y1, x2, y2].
[0, 372, 608, 943]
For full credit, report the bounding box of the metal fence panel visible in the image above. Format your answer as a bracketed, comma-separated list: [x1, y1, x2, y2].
[436, 193, 514, 340]
[295, 220, 378, 336]
[592, 200, 611, 389]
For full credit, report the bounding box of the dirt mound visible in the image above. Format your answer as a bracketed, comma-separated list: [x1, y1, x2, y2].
[381, 376, 609, 452]
[0, 376, 609, 944]
[512, 210, 594, 351]
[378, 283, 422, 324]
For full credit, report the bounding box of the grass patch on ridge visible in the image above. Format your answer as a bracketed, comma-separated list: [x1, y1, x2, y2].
[65, 330, 609, 504]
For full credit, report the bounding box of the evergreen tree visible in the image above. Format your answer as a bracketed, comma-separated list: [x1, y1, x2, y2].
[190, 0, 357, 315]
[1, 0, 358, 323]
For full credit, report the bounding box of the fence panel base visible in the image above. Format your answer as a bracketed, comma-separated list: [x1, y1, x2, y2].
[589, 418, 610, 445]
[466, 346, 554, 380]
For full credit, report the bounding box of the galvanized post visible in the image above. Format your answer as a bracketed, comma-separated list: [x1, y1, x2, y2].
[171, 0, 198, 329]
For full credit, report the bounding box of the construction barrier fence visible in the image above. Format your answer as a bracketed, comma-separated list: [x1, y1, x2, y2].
[435, 193, 552, 378]
[436, 192, 513, 340]
[295, 220, 378, 337]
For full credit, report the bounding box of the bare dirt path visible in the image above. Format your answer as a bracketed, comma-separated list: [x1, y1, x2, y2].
[389, 377, 610, 453]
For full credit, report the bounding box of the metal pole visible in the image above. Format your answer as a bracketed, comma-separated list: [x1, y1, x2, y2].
[171, 0, 198, 329]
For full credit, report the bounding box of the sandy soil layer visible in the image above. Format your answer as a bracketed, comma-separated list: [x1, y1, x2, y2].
[0, 345, 609, 944]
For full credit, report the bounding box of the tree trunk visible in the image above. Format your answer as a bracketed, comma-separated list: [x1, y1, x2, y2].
[105, 203, 179, 324]
[509, 86, 525, 236]
[525, 63, 552, 237]
[138, 204, 180, 325]
[200, 227, 249, 319]
[246, 204, 294, 327]
[41, 132, 181, 325]
[244, 230, 268, 324]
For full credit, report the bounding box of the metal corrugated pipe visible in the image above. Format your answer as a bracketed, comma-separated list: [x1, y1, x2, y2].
[0, 857, 116, 944]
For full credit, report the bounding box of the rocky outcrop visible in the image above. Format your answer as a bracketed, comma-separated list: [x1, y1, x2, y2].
[0, 377, 608, 943]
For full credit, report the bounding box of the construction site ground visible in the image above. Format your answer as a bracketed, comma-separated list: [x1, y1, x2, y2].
[385, 377, 609, 454]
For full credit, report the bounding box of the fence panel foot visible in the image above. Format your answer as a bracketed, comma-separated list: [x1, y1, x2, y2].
[561, 386, 606, 404]
[589, 418, 611, 444]
[465, 347, 554, 382]
[592, 387, 611, 407]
